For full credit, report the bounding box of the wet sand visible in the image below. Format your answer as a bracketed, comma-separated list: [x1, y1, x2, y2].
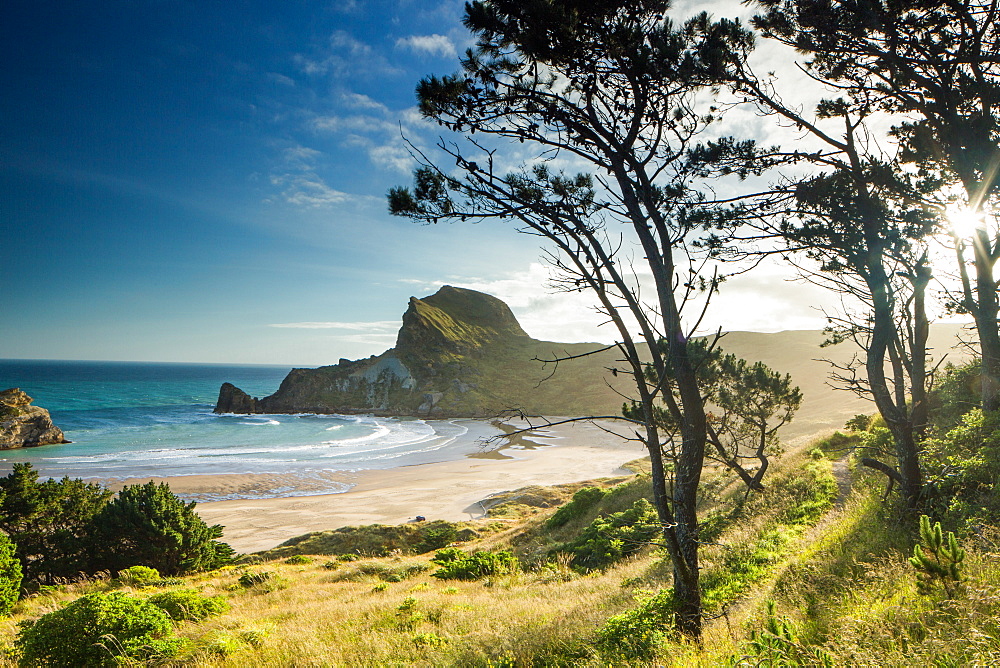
[186, 418, 643, 553]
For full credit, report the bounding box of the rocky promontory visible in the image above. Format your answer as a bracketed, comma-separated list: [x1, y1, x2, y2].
[0, 388, 69, 448]
[215, 285, 627, 418]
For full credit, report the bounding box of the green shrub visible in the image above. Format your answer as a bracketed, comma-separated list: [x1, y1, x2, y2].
[0, 463, 111, 583]
[845, 414, 871, 432]
[147, 588, 230, 621]
[928, 360, 981, 431]
[413, 631, 447, 647]
[16, 591, 182, 667]
[546, 486, 607, 529]
[89, 481, 234, 576]
[0, 533, 22, 616]
[117, 565, 161, 587]
[431, 548, 517, 580]
[558, 498, 660, 571]
[414, 523, 458, 553]
[921, 409, 1000, 529]
[284, 555, 313, 565]
[596, 589, 675, 661]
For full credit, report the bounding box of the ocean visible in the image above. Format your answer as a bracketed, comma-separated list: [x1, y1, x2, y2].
[0, 360, 497, 501]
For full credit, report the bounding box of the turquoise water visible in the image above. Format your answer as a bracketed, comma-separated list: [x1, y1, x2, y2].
[0, 360, 485, 499]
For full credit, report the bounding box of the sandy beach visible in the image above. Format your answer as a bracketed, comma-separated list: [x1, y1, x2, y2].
[96, 413, 842, 554]
[125, 419, 647, 554]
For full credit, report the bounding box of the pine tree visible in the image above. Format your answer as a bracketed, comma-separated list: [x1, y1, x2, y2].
[88, 481, 233, 576]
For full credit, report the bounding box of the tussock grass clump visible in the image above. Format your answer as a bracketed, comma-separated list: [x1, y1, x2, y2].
[329, 559, 431, 583]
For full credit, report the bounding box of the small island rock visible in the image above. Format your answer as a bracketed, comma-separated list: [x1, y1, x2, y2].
[215, 382, 260, 414]
[0, 388, 69, 448]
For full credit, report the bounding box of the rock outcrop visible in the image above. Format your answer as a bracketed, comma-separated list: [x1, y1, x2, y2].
[215, 285, 628, 418]
[0, 388, 69, 448]
[215, 383, 261, 414]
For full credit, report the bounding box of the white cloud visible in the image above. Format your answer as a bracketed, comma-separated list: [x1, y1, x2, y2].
[340, 92, 388, 112]
[368, 143, 414, 173]
[330, 30, 375, 58]
[277, 176, 353, 207]
[401, 254, 842, 346]
[293, 31, 400, 78]
[266, 72, 296, 87]
[312, 114, 396, 134]
[395, 34, 457, 58]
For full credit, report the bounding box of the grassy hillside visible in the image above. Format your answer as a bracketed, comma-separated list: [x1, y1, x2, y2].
[4, 427, 996, 666]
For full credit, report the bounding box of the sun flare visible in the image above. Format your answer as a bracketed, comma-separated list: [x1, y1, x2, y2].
[946, 204, 987, 238]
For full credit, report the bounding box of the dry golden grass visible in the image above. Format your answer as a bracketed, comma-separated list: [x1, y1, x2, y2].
[5, 441, 998, 667]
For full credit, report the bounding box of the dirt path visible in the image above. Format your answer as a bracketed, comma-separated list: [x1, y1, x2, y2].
[831, 456, 852, 507]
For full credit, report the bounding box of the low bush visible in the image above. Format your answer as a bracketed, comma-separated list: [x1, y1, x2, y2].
[921, 409, 1000, 530]
[284, 555, 313, 565]
[596, 589, 676, 661]
[546, 486, 607, 529]
[412, 631, 447, 647]
[431, 548, 517, 580]
[147, 588, 230, 621]
[414, 523, 458, 553]
[238, 571, 273, 588]
[89, 481, 234, 576]
[558, 498, 660, 571]
[16, 591, 182, 667]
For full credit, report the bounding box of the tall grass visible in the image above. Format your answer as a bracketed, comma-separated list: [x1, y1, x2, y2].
[2, 441, 999, 666]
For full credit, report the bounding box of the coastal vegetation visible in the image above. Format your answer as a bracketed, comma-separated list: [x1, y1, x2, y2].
[0, 465, 231, 586]
[0, 377, 998, 664]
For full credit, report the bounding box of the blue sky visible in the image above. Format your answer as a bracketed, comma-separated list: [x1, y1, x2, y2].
[2, 0, 839, 365]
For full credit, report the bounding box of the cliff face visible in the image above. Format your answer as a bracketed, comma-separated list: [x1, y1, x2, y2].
[0, 388, 69, 448]
[215, 285, 626, 417]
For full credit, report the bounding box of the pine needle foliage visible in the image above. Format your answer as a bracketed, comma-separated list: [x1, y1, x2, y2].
[727, 600, 834, 667]
[909, 514, 966, 597]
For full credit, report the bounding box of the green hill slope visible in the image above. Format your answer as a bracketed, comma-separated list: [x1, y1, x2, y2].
[215, 286, 630, 418]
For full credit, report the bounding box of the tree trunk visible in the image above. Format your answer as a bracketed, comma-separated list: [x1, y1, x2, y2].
[973, 233, 1000, 412]
[867, 269, 922, 507]
[663, 305, 706, 639]
[910, 261, 930, 438]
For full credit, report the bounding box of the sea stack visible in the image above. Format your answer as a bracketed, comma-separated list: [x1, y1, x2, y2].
[215, 382, 261, 414]
[0, 388, 69, 448]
